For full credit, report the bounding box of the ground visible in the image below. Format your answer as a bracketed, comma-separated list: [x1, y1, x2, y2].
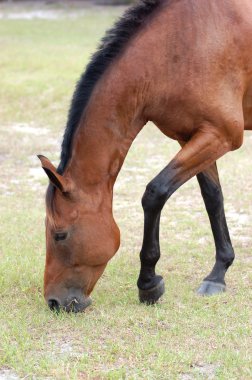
[0, 1, 251, 379]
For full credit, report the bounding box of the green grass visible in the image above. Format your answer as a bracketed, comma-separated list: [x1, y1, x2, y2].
[0, 2, 251, 379]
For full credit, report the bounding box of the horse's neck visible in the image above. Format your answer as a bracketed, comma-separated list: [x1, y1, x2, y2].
[66, 73, 146, 192]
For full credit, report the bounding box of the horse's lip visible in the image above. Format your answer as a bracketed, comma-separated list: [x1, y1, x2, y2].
[63, 296, 92, 313]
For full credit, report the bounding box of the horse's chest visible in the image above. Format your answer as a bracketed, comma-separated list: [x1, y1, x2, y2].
[243, 83, 252, 130]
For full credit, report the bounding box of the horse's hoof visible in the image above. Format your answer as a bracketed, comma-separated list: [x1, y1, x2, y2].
[197, 280, 226, 296]
[138, 278, 165, 305]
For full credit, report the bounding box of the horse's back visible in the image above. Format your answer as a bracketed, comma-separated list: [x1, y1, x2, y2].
[117, 0, 252, 139]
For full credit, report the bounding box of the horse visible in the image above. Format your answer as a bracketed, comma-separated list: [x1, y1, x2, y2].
[38, 0, 252, 312]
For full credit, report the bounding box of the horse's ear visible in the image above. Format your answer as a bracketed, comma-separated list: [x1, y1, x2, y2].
[37, 155, 70, 193]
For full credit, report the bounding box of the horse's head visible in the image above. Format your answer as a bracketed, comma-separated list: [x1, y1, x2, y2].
[38, 155, 120, 313]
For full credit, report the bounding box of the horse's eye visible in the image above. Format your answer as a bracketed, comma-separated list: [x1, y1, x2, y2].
[54, 232, 68, 241]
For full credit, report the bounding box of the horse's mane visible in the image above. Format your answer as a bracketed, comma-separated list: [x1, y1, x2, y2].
[57, 0, 162, 174]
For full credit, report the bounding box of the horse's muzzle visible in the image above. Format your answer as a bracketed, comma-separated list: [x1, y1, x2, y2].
[47, 295, 92, 313]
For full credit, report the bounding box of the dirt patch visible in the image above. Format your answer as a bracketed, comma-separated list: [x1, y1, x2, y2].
[0, 1, 88, 20]
[0, 0, 121, 21]
[29, 167, 46, 180]
[0, 154, 9, 164]
[180, 363, 219, 380]
[0, 369, 20, 380]
[12, 124, 49, 136]
[0, 9, 87, 20]
[227, 210, 250, 225]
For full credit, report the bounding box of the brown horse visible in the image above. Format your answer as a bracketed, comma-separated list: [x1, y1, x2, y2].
[39, 0, 252, 312]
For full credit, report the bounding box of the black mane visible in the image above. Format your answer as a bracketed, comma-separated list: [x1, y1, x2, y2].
[58, 0, 161, 174]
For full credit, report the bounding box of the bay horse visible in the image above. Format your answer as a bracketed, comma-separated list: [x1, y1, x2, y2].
[39, 0, 252, 312]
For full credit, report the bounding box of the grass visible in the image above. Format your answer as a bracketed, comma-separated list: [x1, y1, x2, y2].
[0, 1, 251, 379]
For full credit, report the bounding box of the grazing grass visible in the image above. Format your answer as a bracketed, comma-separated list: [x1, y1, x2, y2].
[0, 2, 251, 379]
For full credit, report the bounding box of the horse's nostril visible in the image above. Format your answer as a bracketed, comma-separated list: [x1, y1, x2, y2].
[48, 298, 60, 312]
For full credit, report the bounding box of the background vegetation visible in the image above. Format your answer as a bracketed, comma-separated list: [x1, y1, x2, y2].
[0, 1, 251, 379]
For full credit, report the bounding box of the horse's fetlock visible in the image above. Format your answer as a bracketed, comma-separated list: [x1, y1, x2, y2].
[146, 251, 160, 266]
[217, 249, 235, 267]
[225, 255, 235, 268]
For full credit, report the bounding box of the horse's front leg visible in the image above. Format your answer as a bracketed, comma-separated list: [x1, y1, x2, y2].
[196, 163, 235, 295]
[137, 205, 164, 304]
[137, 124, 237, 304]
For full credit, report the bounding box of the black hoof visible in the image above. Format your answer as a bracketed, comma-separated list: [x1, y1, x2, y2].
[197, 280, 226, 296]
[138, 278, 165, 305]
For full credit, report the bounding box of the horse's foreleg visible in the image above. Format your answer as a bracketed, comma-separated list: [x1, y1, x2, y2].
[137, 126, 234, 304]
[196, 163, 235, 295]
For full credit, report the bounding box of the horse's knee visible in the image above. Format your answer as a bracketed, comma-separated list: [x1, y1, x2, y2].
[142, 181, 167, 211]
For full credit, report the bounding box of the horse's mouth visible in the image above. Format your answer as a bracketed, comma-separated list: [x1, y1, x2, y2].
[64, 296, 92, 313]
[47, 296, 92, 313]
